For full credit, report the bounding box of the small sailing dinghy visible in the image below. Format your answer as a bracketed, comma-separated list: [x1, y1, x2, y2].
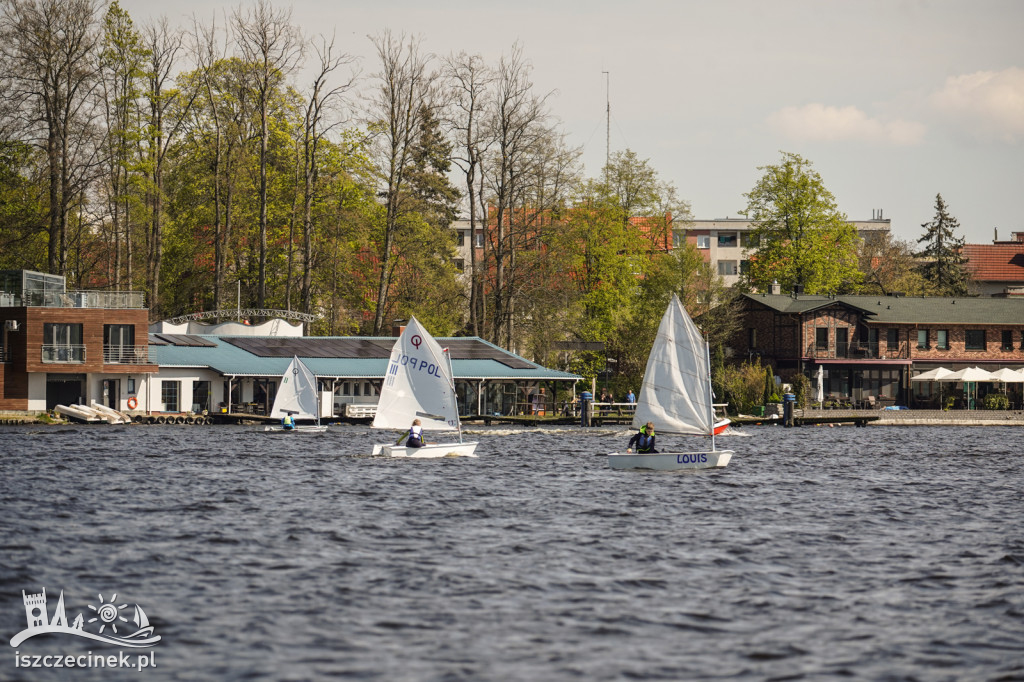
[371, 317, 478, 458]
[264, 356, 328, 433]
[607, 294, 732, 471]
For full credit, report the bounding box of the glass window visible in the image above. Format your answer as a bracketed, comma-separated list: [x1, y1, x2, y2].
[965, 329, 985, 350]
[937, 330, 948, 350]
[740, 233, 760, 248]
[161, 380, 180, 412]
[697, 235, 711, 249]
[748, 328, 757, 348]
[454, 258, 464, 272]
[740, 260, 750, 274]
[887, 328, 898, 347]
[474, 232, 484, 248]
[1001, 330, 1013, 350]
[718, 233, 737, 247]
[816, 328, 829, 349]
[917, 329, 928, 349]
[717, 261, 737, 276]
[456, 231, 465, 246]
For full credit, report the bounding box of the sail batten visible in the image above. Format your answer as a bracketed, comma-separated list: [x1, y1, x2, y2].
[632, 295, 714, 436]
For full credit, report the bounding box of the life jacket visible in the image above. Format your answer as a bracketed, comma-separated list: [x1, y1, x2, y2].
[637, 427, 655, 452]
[407, 424, 424, 446]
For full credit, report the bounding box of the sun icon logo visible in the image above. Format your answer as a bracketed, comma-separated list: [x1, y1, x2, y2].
[87, 593, 129, 634]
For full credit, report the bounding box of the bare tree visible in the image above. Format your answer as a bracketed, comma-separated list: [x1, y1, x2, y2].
[443, 51, 492, 336]
[232, 0, 303, 309]
[299, 33, 356, 314]
[0, 0, 101, 275]
[366, 30, 436, 335]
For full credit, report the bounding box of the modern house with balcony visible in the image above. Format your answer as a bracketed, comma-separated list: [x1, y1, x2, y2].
[734, 291, 1024, 407]
[0, 270, 156, 411]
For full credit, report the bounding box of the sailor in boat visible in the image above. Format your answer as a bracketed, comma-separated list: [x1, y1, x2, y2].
[281, 412, 295, 430]
[626, 422, 658, 454]
[395, 418, 426, 449]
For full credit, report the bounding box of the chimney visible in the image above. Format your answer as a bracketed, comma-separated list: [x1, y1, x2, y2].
[770, 280, 781, 295]
[392, 319, 407, 337]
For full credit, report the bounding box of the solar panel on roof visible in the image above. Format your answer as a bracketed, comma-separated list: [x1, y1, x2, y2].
[222, 336, 537, 368]
[152, 333, 217, 347]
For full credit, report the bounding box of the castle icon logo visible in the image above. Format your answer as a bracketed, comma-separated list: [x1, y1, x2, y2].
[10, 588, 161, 649]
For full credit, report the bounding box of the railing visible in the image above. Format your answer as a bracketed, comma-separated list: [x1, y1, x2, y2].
[103, 345, 153, 364]
[806, 342, 909, 360]
[42, 344, 86, 363]
[4, 290, 146, 309]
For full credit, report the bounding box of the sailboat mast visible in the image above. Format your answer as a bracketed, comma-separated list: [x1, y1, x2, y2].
[704, 337, 716, 450]
[444, 348, 464, 444]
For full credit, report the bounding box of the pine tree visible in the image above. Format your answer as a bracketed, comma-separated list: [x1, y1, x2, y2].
[917, 193, 971, 296]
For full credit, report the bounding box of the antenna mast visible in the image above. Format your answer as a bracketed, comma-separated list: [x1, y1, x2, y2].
[602, 70, 610, 171]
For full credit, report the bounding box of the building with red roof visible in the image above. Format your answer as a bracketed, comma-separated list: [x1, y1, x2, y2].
[962, 231, 1024, 297]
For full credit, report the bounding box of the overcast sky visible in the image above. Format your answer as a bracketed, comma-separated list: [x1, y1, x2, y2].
[121, 0, 1023, 245]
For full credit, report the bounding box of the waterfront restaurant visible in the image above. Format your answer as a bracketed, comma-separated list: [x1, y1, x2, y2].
[734, 290, 1024, 409]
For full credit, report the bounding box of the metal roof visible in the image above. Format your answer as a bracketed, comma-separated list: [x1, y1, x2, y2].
[744, 294, 1024, 325]
[149, 334, 581, 381]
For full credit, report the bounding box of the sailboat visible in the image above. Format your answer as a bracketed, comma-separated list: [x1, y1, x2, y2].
[264, 356, 328, 433]
[371, 317, 478, 458]
[607, 294, 733, 471]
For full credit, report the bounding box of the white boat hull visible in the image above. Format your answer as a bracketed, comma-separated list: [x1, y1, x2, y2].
[264, 424, 328, 433]
[372, 441, 479, 458]
[607, 449, 733, 471]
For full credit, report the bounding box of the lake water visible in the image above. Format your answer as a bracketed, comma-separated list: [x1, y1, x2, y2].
[1, 423, 1022, 680]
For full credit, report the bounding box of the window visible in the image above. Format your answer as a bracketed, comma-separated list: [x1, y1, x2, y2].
[886, 329, 898, 347]
[192, 381, 211, 412]
[456, 231, 465, 246]
[454, 258, 465, 272]
[43, 322, 84, 362]
[717, 261, 737, 276]
[917, 329, 929, 350]
[816, 327, 829, 350]
[1002, 330, 1014, 351]
[965, 329, 985, 350]
[740, 260, 750, 274]
[740, 232, 760, 248]
[474, 232, 484, 248]
[104, 324, 135, 363]
[937, 330, 949, 350]
[718, 233, 737, 247]
[748, 328, 757, 348]
[836, 328, 848, 356]
[697, 235, 711, 249]
[161, 380, 180, 412]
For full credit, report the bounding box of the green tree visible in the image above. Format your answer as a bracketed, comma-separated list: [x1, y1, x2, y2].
[741, 152, 861, 294]
[858, 231, 935, 296]
[917, 193, 971, 296]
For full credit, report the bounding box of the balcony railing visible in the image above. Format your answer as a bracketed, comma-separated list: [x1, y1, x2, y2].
[1, 290, 145, 309]
[806, 341, 909, 360]
[42, 344, 86, 363]
[103, 345, 153, 364]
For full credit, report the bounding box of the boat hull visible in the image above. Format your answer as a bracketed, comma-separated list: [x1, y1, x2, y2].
[264, 425, 328, 433]
[607, 449, 733, 471]
[713, 418, 731, 435]
[372, 441, 479, 458]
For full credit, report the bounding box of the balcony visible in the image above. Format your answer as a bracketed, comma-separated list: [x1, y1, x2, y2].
[42, 344, 86, 363]
[103, 345, 153, 364]
[806, 341, 909, 360]
[1, 290, 146, 309]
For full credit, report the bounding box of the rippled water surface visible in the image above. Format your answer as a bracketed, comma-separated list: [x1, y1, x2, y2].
[1, 423, 1023, 681]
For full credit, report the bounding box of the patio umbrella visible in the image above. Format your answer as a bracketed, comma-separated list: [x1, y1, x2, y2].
[986, 367, 1024, 383]
[936, 367, 993, 409]
[816, 365, 824, 407]
[910, 367, 953, 381]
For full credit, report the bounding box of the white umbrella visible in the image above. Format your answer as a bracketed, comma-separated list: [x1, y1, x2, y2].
[815, 366, 824, 406]
[910, 367, 953, 381]
[936, 367, 993, 410]
[987, 367, 1024, 383]
[936, 366, 994, 382]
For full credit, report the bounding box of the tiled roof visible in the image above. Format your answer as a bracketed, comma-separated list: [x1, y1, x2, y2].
[962, 243, 1024, 282]
[744, 293, 1024, 325]
[149, 334, 582, 381]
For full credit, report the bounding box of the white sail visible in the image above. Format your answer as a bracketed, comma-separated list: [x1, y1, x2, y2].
[372, 317, 460, 432]
[269, 356, 320, 421]
[632, 294, 714, 436]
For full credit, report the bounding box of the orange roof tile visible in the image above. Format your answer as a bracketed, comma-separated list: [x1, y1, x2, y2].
[962, 243, 1024, 282]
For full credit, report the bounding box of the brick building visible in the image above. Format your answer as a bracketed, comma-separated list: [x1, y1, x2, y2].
[0, 270, 156, 411]
[735, 291, 1024, 408]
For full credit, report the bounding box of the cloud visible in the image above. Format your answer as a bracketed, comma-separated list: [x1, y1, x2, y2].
[767, 103, 926, 146]
[930, 67, 1024, 143]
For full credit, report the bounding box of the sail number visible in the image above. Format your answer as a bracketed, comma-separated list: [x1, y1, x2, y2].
[391, 354, 444, 379]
